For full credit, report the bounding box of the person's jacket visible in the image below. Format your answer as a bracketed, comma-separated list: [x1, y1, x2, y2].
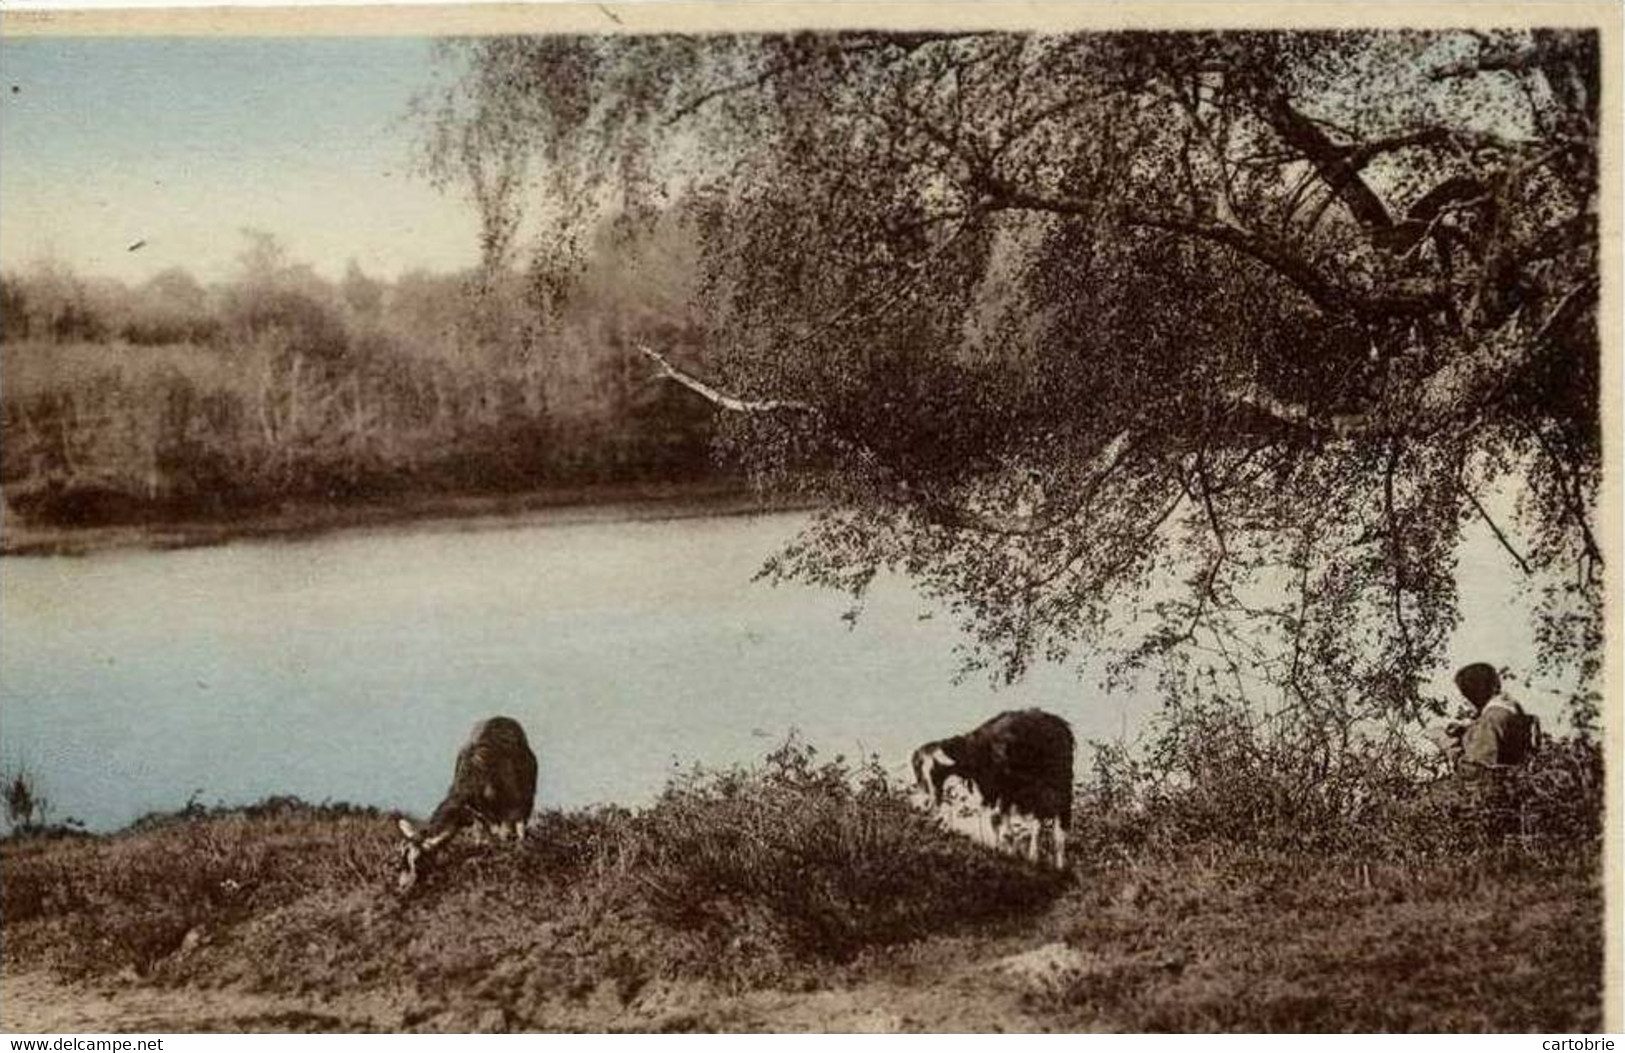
[1461, 696, 1538, 769]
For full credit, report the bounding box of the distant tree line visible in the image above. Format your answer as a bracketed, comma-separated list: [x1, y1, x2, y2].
[0, 225, 721, 528]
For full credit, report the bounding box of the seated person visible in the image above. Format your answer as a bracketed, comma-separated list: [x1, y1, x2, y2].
[1451, 662, 1540, 773]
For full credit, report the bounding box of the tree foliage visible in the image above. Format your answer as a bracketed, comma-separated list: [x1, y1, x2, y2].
[426, 29, 1602, 720]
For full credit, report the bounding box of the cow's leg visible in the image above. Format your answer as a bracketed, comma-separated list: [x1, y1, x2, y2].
[513, 818, 527, 842]
[997, 805, 1022, 855]
[1053, 823, 1067, 870]
[988, 805, 1006, 852]
[1025, 815, 1040, 864]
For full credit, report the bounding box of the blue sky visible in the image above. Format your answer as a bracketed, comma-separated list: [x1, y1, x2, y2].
[0, 37, 481, 282]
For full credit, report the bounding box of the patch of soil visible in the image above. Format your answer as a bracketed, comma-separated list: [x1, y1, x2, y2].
[1, 953, 1060, 1034]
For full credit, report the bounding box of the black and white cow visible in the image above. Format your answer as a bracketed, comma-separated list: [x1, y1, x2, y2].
[912, 708, 1075, 869]
[396, 716, 538, 891]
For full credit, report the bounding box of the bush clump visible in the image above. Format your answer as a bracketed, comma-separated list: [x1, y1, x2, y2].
[1072, 693, 1605, 866]
[630, 738, 1065, 962]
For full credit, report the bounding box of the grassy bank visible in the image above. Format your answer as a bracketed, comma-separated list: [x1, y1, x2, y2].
[0, 743, 1604, 1032]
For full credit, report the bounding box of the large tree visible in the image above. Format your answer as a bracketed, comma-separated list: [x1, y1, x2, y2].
[425, 29, 1603, 726]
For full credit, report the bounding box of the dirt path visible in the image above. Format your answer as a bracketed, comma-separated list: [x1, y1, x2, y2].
[2, 945, 1067, 1034]
[0, 971, 395, 1033]
[701, 976, 1051, 1033]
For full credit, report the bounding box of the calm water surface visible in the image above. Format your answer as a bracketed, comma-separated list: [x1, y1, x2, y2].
[0, 511, 1150, 830]
[0, 508, 1562, 831]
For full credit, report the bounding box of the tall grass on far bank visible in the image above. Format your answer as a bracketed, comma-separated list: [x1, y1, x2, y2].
[1, 232, 720, 532]
[2, 333, 715, 529]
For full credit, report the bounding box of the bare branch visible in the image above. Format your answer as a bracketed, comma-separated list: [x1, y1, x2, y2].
[635, 344, 818, 415]
[1344, 127, 1453, 166]
[1169, 83, 1248, 233]
[977, 173, 1456, 322]
[1428, 44, 1540, 82]
[1382, 440, 1418, 670]
[1223, 384, 1385, 440]
[983, 180, 1347, 313]
[1462, 483, 1532, 575]
[640, 342, 1138, 541]
[1254, 90, 1394, 231]
[1195, 449, 1229, 560]
[1127, 212, 1447, 319]
[1028, 468, 1187, 592]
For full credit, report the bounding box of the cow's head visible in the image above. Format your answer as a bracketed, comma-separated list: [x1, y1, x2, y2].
[394, 818, 453, 893]
[911, 740, 959, 807]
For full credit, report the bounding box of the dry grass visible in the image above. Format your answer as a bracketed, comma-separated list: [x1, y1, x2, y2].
[1034, 847, 1601, 1031]
[2, 328, 714, 532]
[0, 741, 1603, 1032]
[2, 246, 717, 532]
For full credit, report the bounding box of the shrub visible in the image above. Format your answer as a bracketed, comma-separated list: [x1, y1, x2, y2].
[223, 287, 350, 364]
[1073, 694, 1606, 865]
[631, 738, 1065, 962]
[1370, 735, 1606, 858]
[4, 767, 44, 831]
[1, 795, 393, 978]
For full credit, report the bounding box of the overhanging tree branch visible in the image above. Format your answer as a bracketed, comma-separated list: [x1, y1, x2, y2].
[1252, 89, 1395, 232]
[635, 344, 819, 415]
[1225, 278, 1596, 439]
[637, 341, 1143, 539]
[437, 29, 1602, 698]
[932, 427, 1137, 537]
[1461, 482, 1533, 575]
[975, 177, 1380, 316]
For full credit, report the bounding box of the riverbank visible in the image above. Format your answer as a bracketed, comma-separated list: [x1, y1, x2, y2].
[0, 760, 1606, 1034]
[1, 828, 1602, 1033]
[0, 481, 813, 558]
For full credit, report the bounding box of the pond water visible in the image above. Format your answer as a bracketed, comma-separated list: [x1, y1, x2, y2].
[0, 507, 1569, 831]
